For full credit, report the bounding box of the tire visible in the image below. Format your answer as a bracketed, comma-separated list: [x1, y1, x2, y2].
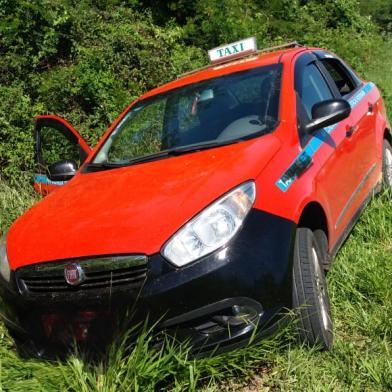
[292, 227, 333, 350]
[382, 139, 392, 190]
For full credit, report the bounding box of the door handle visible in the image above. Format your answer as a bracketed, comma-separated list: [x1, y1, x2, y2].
[368, 102, 374, 114]
[346, 125, 356, 138]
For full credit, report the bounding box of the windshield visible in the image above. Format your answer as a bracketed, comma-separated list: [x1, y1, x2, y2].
[92, 64, 282, 166]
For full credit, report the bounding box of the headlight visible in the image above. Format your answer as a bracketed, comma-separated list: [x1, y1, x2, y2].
[0, 235, 10, 283]
[162, 181, 256, 267]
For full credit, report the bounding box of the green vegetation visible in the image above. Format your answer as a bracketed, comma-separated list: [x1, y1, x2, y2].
[360, 0, 392, 35]
[0, 0, 390, 184]
[0, 0, 391, 390]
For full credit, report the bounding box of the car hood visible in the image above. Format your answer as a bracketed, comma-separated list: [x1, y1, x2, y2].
[8, 136, 281, 269]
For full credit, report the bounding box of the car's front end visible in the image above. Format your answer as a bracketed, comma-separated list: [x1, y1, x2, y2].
[0, 46, 299, 357]
[0, 200, 296, 358]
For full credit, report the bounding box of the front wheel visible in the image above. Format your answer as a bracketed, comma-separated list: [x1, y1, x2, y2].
[292, 228, 333, 350]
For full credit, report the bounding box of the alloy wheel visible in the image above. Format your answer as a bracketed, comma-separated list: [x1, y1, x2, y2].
[312, 246, 332, 332]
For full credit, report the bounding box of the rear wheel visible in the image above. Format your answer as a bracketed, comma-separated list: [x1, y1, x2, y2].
[382, 139, 392, 189]
[292, 228, 333, 350]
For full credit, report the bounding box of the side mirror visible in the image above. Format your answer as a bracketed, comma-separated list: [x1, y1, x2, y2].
[305, 99, 351, 134]
[47, 160, 78, 182]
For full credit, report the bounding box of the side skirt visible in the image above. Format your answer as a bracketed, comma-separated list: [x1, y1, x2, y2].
[329, 184, 380, 260]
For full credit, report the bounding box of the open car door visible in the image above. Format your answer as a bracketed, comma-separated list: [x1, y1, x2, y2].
[34, 115, 91, 196]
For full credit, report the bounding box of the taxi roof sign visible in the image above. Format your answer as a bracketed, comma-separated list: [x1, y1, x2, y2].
[208, 37, 257, 65]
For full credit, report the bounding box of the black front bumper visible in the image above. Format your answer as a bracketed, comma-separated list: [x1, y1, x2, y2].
[0, 209, 296, 355]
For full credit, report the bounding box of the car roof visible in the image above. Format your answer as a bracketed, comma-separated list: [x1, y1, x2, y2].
[139, 47, 307, 101]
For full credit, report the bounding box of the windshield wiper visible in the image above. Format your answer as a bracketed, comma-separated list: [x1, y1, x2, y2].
[86, 140, 238, 172]
[85, 151, 173, 171]
[84, 162, 125, 172]
[167, 141, 223, 155]
[125, 141, 229, 164]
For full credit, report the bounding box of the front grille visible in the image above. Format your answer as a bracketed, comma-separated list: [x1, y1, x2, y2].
[16, 255, 148, 295]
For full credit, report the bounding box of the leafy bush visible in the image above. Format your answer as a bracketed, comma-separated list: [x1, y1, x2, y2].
[0, 0, 390, 186]
[360, 0, 392, 35]
[0, 1, 205, 185]
[0, 83, 36, 184]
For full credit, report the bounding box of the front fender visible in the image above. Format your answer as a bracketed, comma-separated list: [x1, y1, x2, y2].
[375, 94, 391, 160]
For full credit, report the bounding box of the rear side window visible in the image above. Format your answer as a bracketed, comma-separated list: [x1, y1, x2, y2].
[321, 59, 356, 96]
[296, 63, 333, 119]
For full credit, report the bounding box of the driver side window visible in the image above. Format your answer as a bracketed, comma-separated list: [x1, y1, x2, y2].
[39, 126, 81, 172]
[296, 62, 334, 145]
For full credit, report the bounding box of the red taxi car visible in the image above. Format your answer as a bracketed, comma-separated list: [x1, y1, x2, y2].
[0, 39, 391, 358]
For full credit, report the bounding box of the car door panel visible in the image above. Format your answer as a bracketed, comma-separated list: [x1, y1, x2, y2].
[34, 115, 91, 196]
[313, 54, 380, 236]
[337, 84, 379, 224]
[315, 82, 379, 240]
[294, 54, 358, 246]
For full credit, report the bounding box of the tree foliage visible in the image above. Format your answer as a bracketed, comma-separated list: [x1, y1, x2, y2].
[0, 0, 389, 184]
[360, 0, 392, 35]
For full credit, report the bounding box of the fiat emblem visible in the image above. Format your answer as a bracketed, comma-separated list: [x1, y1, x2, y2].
[64, 263, 85, 286]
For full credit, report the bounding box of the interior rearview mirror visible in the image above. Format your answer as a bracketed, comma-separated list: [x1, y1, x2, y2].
[305, 99, 351, 134]
[47, 160, 78, 182]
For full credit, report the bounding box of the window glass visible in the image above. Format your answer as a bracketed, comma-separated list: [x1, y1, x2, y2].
[296, 63, 333, 118]
[177, 95, 200, 133]
[321, 59, 356, 96]
[93, 64, 282, 165]
[40, 126, 80, 170]
[107, 100, 166, 163]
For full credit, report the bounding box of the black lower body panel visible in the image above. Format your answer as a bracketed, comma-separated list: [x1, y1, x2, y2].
[0, 209, 296, 358]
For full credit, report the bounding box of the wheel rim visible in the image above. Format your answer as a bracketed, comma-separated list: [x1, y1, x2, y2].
[385, 147, 392, 185]
[312, 246, 332, 332]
